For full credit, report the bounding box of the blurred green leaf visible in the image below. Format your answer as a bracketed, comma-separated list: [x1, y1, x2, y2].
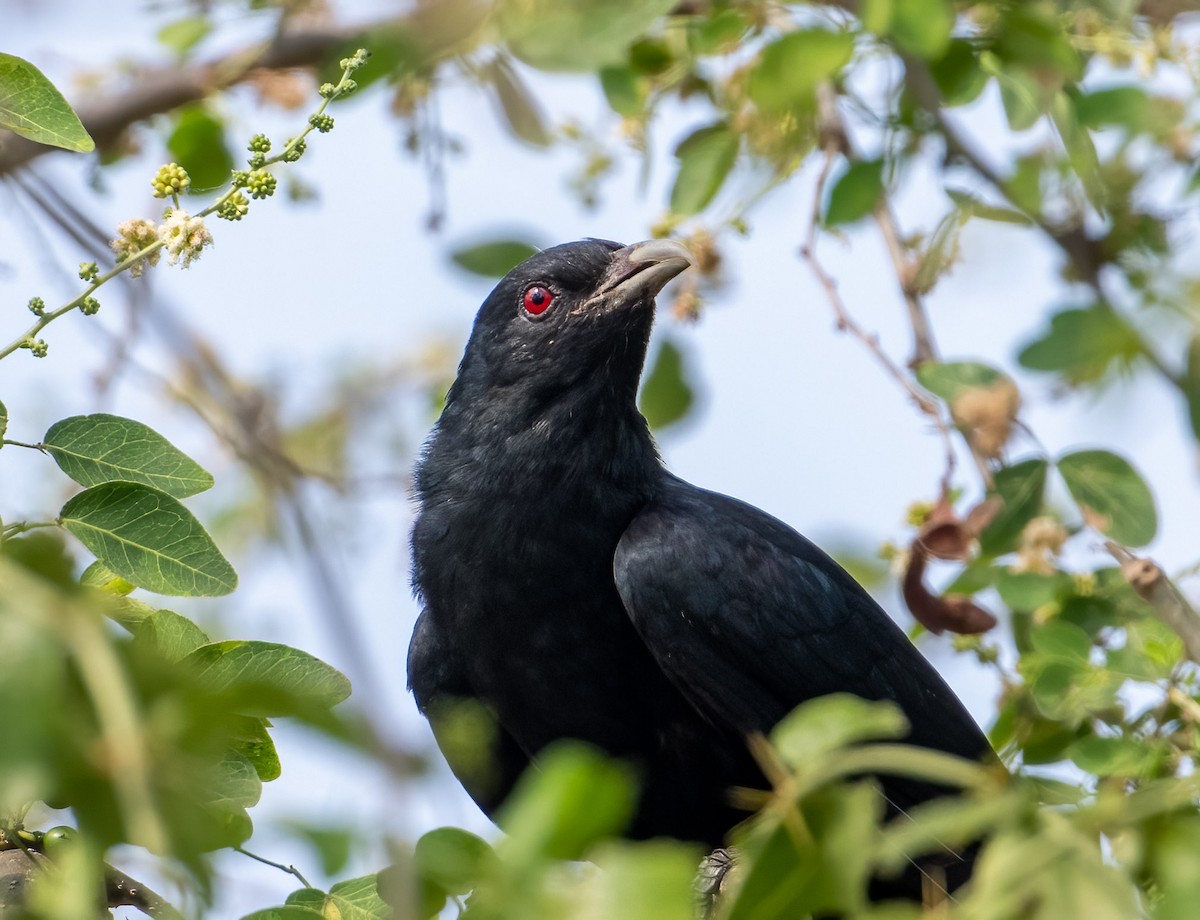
[1018, 306, 1144, 385]
[749, 29, 854, 113]
[483, 56, 551, 146]
[1057, 449, 1157, 547]
[989, 2, 1082, 79]
[915, 359, 1004, 402]
[59, 482, 237, 597]
[996, 570, 1073, 612]
[1183, 335, 1200, 442]
[498, 0, 678, 72]
[669, 123, 738, 215]
[415, 827, 496, 895]
[0, 53, 94, 152]
[450, 238, 539, 277]
[979, 458, 1048, 556]
[498, 743, 635, 862]
[158, 17, 212, 57]
[283, 822, 357, 877]
[864, 0, 954, 59]
[771, 694, 908, 771]
[44, 413, 214, 498]
[599, 65, 644, 117]
[1074, 85, 1148, 132]
[1029, 619, 1092, 663]
[639, 339, 695, 430]
[996, 66, 1052, 131]
[1067, 736, 1154, 778]
[824, 159, 884, 226]
[947, 188, 1034, 225]
[167, 105, 233, 192]
[182, 640, 351, 717]
[689, 9, 749, 55]
[0, 398, 7, 441]
[80, 559, 135, 595]
[580, 840, 699, 920]
[232, 715, 281, 783]
[129, 608, 211, 662]
[929, 39, 989, 106]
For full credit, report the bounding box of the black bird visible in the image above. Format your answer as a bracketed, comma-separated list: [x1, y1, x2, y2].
[408, 238, 991, 898]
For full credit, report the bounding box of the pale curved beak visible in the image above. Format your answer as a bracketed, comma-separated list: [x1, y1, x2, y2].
[591, 239, 692, 308]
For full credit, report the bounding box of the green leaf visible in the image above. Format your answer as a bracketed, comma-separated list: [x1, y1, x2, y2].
[0, 53, 94, 152]
[995, 570, 1073, 612]
[669, 123, 738, 216]
[43, 414, 214, 498]
[946, 188, 1033, 225]
[498, 0, 678, 72]
[483, 56, 551, 146]
[167, 105, 233, 192]
[915, 359, 1004, 402]
[749, 29, 855, 113]
[0, 399, 7, 441]
[1018, 306, 1144, 384]
[867, 0, 954, 59]
[1067, 736, 1154, 778]
[415, 827, 496, 895]
[639, 339, 695, 430]
[1057, 449, 1157, 547]
[130, 609, 211, 662]
[580, 841, 699, 920]
[689, 9, 749, 56]
[79, 560, 136, 595]
[1183, 335, 1200, 442]
[244, 876, 390, 920]
[498, 743, 635, 862]
[1074, 85, 1148, 132]
[824, 159, 885, 226]
[59, 482, 237, 597]
[771, 694, 908, 771]
[158, 17, 212, 57]
[599, 66, 644, 117]
[929, 39, 989, 106]
[979, 458, 1048, 556]
[450, 238, 539, 278]
[182, 640, 351, 716]
[1029, 619, 1092, 663]
[232, 716, 282, 782]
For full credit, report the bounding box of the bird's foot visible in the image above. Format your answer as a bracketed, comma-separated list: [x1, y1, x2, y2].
[694, 846, 740, 918]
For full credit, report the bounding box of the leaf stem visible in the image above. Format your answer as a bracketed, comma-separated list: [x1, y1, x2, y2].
[0, 438, 45, 451]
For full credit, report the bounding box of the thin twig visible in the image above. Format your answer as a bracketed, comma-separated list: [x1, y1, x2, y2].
[800, 134, 961, 495]
[235, 845, 313, 889]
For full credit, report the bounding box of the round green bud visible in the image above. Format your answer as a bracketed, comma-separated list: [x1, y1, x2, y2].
[319, 82, 336, 98]
[80, 296, 100, 316]
[151, 163, 190, 198]
[231, 170, 251, 189]
[248, 133, 272, 153]
[338, 78, 359, 96]
[28, 338, 48, 358]
[246, 170, 278, 200]
[248, 152, 267, 169]
[309, 113, 335, 133]
[42, 826, 78, 852]
[78, 261, 99, 282]
[282, 137, 306, 163]
[217, 192, 250, 221]
[27, 296, 45, 316]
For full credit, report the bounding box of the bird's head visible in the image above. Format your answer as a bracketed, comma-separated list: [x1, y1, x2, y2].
[448, 238, 692, 412]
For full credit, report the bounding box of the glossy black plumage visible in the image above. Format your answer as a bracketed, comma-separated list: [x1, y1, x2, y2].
[408, 239, 991, 895]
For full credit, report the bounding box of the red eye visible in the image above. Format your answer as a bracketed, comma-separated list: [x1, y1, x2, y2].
[523, 285, 553, 316]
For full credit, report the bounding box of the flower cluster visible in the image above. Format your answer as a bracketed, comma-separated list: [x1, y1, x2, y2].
[151, 163, 190, 199]
[110, 218, 162, 277]
[159, 210, 213, 268]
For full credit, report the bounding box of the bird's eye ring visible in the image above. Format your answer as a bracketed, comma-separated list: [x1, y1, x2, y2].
[522, 285, 554, 317]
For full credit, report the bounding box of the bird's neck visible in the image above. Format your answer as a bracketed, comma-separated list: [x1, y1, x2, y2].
[417, 381, 661, 509]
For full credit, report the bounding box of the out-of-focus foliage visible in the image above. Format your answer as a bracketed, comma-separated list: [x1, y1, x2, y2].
[3, 0, 1200, 917]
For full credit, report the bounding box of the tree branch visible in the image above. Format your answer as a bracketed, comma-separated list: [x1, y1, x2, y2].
[1107, 541, 1200, 664]
[0, 23, 381, 177]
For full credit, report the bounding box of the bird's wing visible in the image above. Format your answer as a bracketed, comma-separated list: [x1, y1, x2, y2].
[408, 609, 532, 818]
[613, 478, 990, 808]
